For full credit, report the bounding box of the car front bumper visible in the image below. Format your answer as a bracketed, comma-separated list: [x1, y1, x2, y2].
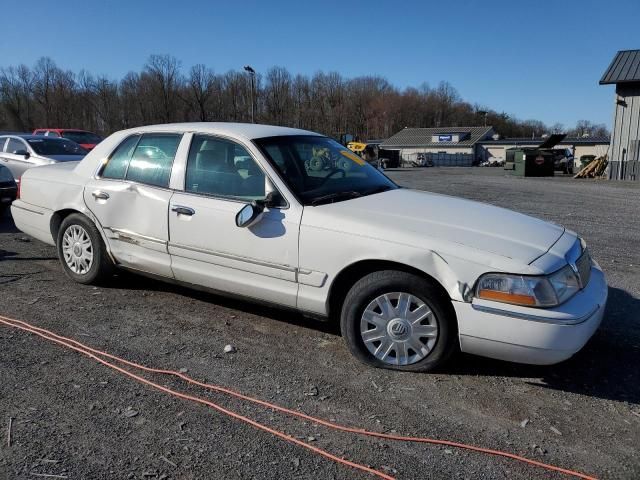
[453, 263, 607, 365]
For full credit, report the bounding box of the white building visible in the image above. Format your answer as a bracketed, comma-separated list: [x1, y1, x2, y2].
[600, 49, 640, 181]
[379, 126, 495, 166]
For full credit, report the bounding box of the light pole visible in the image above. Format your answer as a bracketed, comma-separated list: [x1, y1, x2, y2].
[478, 110, 488, 127]
[244, 65, 255, 123]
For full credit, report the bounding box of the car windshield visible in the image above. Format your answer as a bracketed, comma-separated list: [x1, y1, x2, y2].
[254, 135, 397, 205]
[26, 138, 87, 156]
[61, 131, 102, 144]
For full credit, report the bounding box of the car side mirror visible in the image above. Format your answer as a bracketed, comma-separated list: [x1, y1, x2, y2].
[263, 190, 284, 208]
[15, 149, 30, 159]
[236, 202, 265, 228]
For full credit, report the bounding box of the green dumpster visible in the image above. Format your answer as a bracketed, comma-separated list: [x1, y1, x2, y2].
[509, 148, 555, 177]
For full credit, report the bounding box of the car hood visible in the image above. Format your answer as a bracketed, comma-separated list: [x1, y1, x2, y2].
[304, 188, 565, 266]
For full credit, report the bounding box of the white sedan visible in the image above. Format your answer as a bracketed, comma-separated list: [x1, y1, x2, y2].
[10, 123, 607, 371]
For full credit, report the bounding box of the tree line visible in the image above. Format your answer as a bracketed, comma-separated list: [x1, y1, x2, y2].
[0, 55, 610, 141]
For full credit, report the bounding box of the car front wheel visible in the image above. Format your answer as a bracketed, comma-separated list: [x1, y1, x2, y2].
[340, 270, 457, 372]
[57, 213, 114, 285]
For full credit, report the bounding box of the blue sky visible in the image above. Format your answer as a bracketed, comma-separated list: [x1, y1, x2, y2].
[2, 0, 638, 129]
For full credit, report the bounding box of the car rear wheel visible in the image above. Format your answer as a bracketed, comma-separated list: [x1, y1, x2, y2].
[57, 213, 114, 285]
[340, 270, 457, 372]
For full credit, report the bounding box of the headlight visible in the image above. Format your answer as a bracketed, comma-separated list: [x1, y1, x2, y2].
[476, 264, 580, 308]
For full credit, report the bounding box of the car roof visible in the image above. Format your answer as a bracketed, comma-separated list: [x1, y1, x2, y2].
[0, 134, 70, 141]
[34, 128, 93, 133]
[118, 122, 323, 141]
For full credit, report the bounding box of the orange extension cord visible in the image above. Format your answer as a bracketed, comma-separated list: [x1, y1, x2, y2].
[0, 314, 598, 480]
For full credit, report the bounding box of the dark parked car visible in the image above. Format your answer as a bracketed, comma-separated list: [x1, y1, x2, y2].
[32, 129, 102, 151]
[0, 164, 18, 212]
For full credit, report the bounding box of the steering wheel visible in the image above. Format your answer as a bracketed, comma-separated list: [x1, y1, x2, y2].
[317, 168, 346, 186]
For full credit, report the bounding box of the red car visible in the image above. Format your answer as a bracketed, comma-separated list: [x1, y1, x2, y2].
[32, 129, 102, 151]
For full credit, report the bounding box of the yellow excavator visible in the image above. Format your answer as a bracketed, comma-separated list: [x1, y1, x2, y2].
[346, 141, 368, 154]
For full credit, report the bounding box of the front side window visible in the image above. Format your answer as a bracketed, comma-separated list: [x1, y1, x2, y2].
[185, 135, 267, 201]
[254, 135, 397, 205]
[6, 138, 26, 154]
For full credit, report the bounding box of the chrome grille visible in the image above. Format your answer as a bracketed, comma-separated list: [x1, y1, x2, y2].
[575, 249, 592, 288]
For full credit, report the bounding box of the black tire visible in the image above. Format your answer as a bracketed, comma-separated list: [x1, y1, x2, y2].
[56, 213, 114, 285]
[340, 270, 457, 372]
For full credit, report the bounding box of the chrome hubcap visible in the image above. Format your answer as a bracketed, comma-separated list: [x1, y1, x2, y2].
[62, 225, 93, 275]
[360, 292, 438, 366]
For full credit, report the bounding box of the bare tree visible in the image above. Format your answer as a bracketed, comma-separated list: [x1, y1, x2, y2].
[185, 64, 217, 121]
[143, 54, 182, 123]
[0, 56, 610, 141]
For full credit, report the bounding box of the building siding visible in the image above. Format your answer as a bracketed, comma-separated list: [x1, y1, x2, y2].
[610, 83, 640, 180]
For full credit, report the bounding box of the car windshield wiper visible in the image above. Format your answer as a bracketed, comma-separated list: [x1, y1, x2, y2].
[362, 185, 394, 196]
[309, 191, 363, 206]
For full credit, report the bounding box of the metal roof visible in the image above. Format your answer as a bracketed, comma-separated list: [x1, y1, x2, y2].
[600, 50, 640, 85]
[480, 136, 610, 146]
[380, 126, 493, 148]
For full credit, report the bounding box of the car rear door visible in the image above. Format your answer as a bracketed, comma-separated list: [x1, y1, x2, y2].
[83, 132, 187, 277]
[167, 133, 302, 307]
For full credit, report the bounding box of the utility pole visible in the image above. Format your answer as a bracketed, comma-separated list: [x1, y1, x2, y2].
[244, 65, 255, 123]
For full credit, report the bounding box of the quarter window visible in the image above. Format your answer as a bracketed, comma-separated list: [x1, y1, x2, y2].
[185, 135, 266, 201]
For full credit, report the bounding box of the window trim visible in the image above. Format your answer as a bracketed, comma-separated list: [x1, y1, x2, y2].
[181, 132, 289, 209]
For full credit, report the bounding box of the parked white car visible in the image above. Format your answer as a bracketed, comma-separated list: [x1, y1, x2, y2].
[0, 134, 87, 180]
[11, 123, 607, 371]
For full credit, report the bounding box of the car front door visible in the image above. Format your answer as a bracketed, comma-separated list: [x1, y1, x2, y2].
[83, 132, 186, 277]
[1, 137, 35, 180]
[168, 133, 302, 307]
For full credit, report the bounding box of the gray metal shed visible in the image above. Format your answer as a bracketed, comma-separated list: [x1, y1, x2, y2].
[600, 50, 640, 181]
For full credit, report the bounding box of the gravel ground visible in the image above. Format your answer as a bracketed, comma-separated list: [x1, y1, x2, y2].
[0, 167, 638, 480]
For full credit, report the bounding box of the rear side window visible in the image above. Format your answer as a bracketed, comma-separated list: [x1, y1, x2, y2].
[102, 135, 140, 180]
[126, 134, 181, 188]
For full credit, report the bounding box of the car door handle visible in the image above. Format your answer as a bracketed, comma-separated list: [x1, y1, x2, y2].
[92, 190, 110, 200]
[171, 205, 195, 216]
